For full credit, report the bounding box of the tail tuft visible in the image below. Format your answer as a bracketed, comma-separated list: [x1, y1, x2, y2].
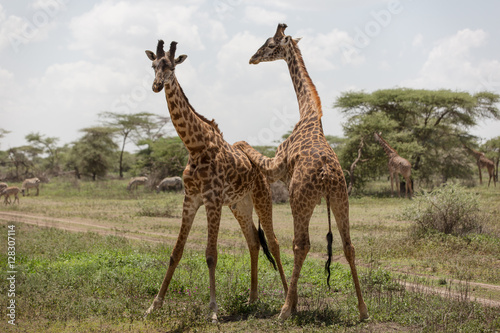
[325, 230, 333, 288]
[258, 220, 277, 271]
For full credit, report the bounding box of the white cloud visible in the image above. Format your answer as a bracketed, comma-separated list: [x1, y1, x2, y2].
[412, 33, 423, 48]
[244, 6, 287, 26]
[402, 29, 500, 92]
[68, 1, 206, 61]
[298, 28, 366, 70]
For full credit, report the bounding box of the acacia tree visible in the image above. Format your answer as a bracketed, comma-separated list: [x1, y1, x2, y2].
[99, 112, 170, 178]
[482, 136, 500, 181]
[335, 88, 500, 188]
[25, 132, 61, 173]
[70, 127, 118, 181]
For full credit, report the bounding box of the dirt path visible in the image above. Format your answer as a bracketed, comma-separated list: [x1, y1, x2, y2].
[1, 211, 499, 308]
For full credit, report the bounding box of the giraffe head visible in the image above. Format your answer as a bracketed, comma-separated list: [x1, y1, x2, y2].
[145, 40, 187, 93]
[249, 23, 301, 64]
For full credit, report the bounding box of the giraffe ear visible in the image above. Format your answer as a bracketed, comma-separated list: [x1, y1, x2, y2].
[145, 50, 156, 61]
[175, 55, 187, 65]
[294, 37, 302, 44]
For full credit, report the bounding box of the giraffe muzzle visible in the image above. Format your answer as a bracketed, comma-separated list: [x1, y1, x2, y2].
[152, 82, 164, 93]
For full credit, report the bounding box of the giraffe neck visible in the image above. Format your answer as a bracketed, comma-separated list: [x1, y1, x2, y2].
[283, 41, 322, 120]
[466, 146, 483, 160]
[375, 134, 397, 158]
[163, 77, 212, 154]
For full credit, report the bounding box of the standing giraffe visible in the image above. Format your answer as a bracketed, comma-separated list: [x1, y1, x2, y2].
[464, 145, 496, 187]
[144, 40, 287, 322]
[373, 132, 413, 198]
[234, 24, 368, 321]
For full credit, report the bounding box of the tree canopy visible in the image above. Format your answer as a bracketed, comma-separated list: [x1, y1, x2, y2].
[334, 88, 500, 191]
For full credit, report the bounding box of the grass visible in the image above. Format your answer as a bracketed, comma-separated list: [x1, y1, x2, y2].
[0, 178, 499, 331]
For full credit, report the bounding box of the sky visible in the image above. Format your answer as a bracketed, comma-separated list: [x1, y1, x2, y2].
[1, 0, 499, 152]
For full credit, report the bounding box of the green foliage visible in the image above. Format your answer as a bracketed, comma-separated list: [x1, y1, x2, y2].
[99, 111, 170, 178]
[136, 136, 188, 178]
[70, 127, 118, 180]
[401, 184, 487, 237]
[25, 132, 61, 172]
[334, 88, 500, 189]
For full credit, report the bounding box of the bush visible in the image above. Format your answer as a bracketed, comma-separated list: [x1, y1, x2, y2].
[401, 184, 486, 237]
[270, 181, 289, 203]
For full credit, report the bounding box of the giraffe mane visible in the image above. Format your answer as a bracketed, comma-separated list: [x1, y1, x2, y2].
[175, 78, 223, 137]
[290, 39, 323, 118]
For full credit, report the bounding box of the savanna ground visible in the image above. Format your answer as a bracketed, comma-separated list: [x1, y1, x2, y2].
[1, 178, 499, 332]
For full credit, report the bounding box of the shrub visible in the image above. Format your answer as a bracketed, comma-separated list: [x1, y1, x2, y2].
[401, 184, 486, 237]
[270, 180, 289, 203]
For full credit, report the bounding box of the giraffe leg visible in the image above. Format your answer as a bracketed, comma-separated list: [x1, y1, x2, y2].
[396, 174, 401, 198]
[252, 173, 288, 296]
[331, 196, 369, 321]
[204, 197, 223, 323]
[229, 195, 261, 303]
[145, 195, 202, 316]
[478, 165, 483, 185]
[390, 172, 395, 197]
[279, 190, 315, 320]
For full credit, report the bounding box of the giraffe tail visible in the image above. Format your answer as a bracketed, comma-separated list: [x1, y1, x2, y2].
[325, 193, 333, 288]
[258, 219, 277, 270]
[321, 163, 334, 288]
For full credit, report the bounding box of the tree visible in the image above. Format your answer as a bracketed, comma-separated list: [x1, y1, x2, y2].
[482, 136, 500, 182]
[99, 112, 171, 178]
[136, 136, 188, 183]
[7, 146, 42, 180]
[335, 89, 500, 187]
[70, 127, 118, 181]
[0, 128, 10, 148]
[25, 132, 61, 173]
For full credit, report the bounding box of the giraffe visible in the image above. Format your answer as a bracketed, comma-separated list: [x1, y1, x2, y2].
[126, 176, 148, 191]
[373, 132, 413, 198]
[144, 40, 287, 322]
[1, 186, 20, 205]
[463, 145, 496, 187]
[234, 24, 368, 321]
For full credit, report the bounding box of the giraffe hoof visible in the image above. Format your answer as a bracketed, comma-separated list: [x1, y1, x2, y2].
[359, 303, 369, 321]
[278, 305, 292, 321]
[210, 312, 218, 324]
[144, 297, 163, 317]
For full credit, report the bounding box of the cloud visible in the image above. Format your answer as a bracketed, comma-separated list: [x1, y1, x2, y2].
[297, 28, 366, 70]
[402, 29, 500, 92]
[0, 1, 64, 53]
[68, 1, 208, 60]
[244, 6, 287, 26]
[412, 33, 423, 48]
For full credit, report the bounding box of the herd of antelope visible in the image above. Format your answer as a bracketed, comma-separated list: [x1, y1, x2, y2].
[0, 177, 40, 205]
[0, 176, 182, 205]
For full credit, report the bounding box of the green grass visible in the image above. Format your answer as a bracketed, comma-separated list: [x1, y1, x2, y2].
[1, 223, 499, 332]
[1, 178, 499, 331]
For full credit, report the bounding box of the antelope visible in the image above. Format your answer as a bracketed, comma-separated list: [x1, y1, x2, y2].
[21, 177, 40, 196]
[156, 176, 183, 193]
[127, 176, 148, 191]
[1, 186, 20, 205]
